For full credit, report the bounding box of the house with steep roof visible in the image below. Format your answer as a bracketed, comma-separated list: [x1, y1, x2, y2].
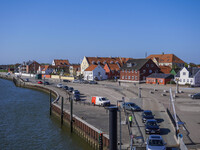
[147, 53, 185, 68]
[104, 63, 121, 79]
[175, 67, 200, 86]
[37, 65, 53, 75]
[83, 64, 107, 81]
[120, 59, 160, 83]
[18, 60, 40, 74]
[69, 64, 81, 77]
[146, 73, 174, 85]
[52, 59, 70, 66]
[81, 56, 131, 74]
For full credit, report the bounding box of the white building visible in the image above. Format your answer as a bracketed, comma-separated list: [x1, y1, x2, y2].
[175, 67, 200, 86]
[83, 64, 107, 81]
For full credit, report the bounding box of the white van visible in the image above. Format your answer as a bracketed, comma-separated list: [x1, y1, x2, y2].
[91, 96, 110, 106]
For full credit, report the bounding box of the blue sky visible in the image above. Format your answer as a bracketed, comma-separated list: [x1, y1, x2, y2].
[0, 0, 200, 64]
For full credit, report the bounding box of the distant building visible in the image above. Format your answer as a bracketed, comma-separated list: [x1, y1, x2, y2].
[37, 65, 53, 75]
[104, 63, 121, 79]
[175, 67, 200, 86]
[81, 56, 131, 74]
[120, 59, 159, 83]
[18, 60, 40, 74]
[146, 73, 174, 85]
[83, 64, 107, 81]
[52, 59, 70, 66]
[69, 64, 81, 77]
[147, 53, 185, 68]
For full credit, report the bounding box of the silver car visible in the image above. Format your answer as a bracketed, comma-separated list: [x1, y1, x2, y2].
[146, 135, 166, 150]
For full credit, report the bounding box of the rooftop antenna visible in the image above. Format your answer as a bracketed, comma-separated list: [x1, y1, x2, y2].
[145, 52, 147, 58]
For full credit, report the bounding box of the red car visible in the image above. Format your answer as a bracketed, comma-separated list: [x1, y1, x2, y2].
[38, 81, 43, 84]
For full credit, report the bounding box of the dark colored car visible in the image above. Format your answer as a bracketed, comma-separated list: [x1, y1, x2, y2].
[89, 81, 97, 84]
[68, 87, 74, 92]
[73, 94, 80, 101]
[191, 93, 200, 99]
[142, 110, 154, 123]
[38, 81, 43, 84]
[80, 80, 89, 84]
[145, 119, 160, 134]
[63, 79, 70, 82]
[63, 85, 68, 90]
[44, 81, 50, 85]
[73, 90, 80, 95]
[122, 102, 141, 111]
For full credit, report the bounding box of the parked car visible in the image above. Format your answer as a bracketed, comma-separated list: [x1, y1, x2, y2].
[38, 81, 43, 84]
[57, 83, 63, 88]
[68, 87, 74, 92]
[73, 94, 80, 101]
[91, 96, 110, 106]
[145, 119, 160, 134]
[191, 93, 200, 99]
[73, 90, 80, 95]
[63, 85, 68, 90]
[80, 80, 89, 84]
[122, 102, 141, 111]
[24, 78, 29, 82]
[89, 81, 97, 84]
[142, 110, 154, 123]
[63, 79, 70, 82]
[6, 72, 11, 75]
[146, 135, 166, 150]
[72, 79, 80, 83]
[44, 81, 50, 85]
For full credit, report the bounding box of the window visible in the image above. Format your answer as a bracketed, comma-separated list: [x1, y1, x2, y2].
[183, 72, 186, 75]
[128, 76, 130, 79]
[146, 64, 149, 67]
[125, 76, 127, 79]
[132, 69, 134, 73]
[179, 79, 182, 82]
[122, 76, 124, 79]
[143, 70, 146, 73]
[190, 79, 193, 83]
[122, 69, 124, 72]
[149, 70, 152, 73]
[125, 69, 127, 73]
[129, 70, 130, 73]
[132, 76, 134, 80]
[187, 79, 189, 82]
[135, 69, 137, 73]
[135, 76, 138, 80]
[151, 64, 154, 67]
[183, 79, 185, 82]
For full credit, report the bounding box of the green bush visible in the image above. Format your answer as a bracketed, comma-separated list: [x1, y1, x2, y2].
[167, 81, 176, 84]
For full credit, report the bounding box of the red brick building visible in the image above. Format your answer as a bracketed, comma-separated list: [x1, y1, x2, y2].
[120, 59, 160, 83]
[146, 73, 174, 85]
[104, 63, 121, 79]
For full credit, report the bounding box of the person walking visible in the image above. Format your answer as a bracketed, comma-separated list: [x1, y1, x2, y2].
[129, 115, 133, 127]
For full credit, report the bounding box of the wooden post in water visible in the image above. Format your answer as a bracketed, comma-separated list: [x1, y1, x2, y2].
[61, 97, 64, 125]
[70, 94, 73, 133]
[49, 90, 52, 116]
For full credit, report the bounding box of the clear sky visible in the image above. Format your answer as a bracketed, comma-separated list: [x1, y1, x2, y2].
[0, 0, 200, 65]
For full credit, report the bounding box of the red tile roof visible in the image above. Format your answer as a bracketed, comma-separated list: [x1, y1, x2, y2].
[107, 63, 120, 71]
[147, 54, 184, 64]
[86, 57, 131, 66]
[159, 66, 172, 74]
[84, 65, 98, 71]
[54, 59, 70, 66]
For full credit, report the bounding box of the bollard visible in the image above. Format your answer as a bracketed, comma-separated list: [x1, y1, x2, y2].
[61, 97, 64, 125]
[49, 90, 52, 116]
[109, 106, 118, 150]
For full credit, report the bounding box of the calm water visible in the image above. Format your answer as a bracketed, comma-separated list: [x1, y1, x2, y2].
[0, 78, 92, 150]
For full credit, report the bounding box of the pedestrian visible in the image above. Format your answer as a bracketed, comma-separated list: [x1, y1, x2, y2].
[129, 115, 133, 127]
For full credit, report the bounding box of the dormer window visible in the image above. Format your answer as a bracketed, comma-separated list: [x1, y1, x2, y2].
[92, 61, 95, 64]
[103, 61, 107, 64]
[110, 61, 114, 64]
[127, 63, 132, 67]
[97, 61, 100, 65]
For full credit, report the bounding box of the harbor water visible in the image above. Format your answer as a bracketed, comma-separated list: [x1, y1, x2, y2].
[0, 78, 92, 150]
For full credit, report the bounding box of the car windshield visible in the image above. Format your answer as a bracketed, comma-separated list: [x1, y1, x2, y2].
[101, 98, 107, 101]
[149, 139, 164, 146]
[129, 103, 136, 107]
[147, 121, 157, 126]
[144, 112, 152, 116]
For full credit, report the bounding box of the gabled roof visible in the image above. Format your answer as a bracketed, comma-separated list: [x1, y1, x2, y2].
[53, 59, 70, 66]
[121, 59, 149, 70]
[159, 66, 171, 74]
[84, 65, 98, 71]
[147, 54, 184, 64]
[176, 67, 200, 77]
[85, 57, 131, 66]
[147, 73, 174, 79]
[106, 63, 120, 71]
